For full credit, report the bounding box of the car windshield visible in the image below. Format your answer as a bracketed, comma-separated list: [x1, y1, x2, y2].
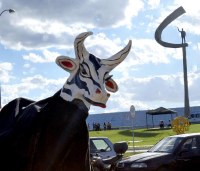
[148, 137, 183, 153]
[90, 139, 111, 153]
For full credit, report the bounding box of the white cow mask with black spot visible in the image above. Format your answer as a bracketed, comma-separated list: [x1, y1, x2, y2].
[56, 32, 132, 110]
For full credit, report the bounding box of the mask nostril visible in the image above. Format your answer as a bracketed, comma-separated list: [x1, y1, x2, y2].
[96, 88, 101, 94]
[107, 93, 110, 97]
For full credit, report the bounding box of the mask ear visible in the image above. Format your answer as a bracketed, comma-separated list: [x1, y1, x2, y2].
[105, 78, 118, 92]
[56, 56, 77, 72]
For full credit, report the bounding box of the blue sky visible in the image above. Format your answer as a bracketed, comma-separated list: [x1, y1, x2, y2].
[0, 0, 200, 115]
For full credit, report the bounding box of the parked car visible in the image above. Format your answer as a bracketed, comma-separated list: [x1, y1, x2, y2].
[116, 133, 200, 171]
[90, 137, 116, 159]
[91, 140, 128, 171]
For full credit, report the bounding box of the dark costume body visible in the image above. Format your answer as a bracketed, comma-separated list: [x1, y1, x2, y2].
[0, 90, 90, 171]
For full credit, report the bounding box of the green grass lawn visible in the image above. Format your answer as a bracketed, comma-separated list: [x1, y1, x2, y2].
[89, 123, 200, 147]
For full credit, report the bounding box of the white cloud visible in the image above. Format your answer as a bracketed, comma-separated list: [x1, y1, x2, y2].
[114, 0, 144, 28]
[0, 62, 13, 83]
[148, 0, 160, 9]
[23, 50, 60, 63]
[1, 74, 65, 106]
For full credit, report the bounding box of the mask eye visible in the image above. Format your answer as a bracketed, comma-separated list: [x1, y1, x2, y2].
[80, 65, 90, 77]
[81, 68, 87, 75]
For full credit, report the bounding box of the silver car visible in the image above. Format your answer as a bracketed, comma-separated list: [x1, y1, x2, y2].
[90, 137, 116, 159]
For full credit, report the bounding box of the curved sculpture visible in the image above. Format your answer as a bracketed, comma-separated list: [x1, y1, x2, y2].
[155, 6, 191, 119]
[155, 6, 187, 48]
[0, 32, 132, 171]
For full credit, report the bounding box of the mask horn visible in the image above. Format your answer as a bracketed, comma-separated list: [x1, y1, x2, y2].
[101, 40, 132, 71]
[74, 32, 93, 62]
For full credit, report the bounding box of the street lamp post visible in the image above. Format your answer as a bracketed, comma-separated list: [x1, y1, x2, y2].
[0, 8, 15, 109]
[0, 9, 15, 16]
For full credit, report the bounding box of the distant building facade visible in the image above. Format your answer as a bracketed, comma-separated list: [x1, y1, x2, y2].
[86, 106, 200, 130]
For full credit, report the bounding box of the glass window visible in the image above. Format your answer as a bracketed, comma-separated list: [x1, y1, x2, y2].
[149, 137, 182, 153]
[90, 139, 111, 152]
[180, 137, 200, 154]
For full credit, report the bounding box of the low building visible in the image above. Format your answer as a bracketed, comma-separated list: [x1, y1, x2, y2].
[87, 106, 200, 130]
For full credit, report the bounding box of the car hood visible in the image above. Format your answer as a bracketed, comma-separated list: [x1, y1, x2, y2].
[121, 152, 169, 163]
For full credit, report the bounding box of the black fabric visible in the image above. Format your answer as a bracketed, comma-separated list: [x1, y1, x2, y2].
[0, 90, 90, 171]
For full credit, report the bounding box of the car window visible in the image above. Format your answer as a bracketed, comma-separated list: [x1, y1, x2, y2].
[90, 139, 111, 152]
[149, 137, 183, 153]
[181, 138, 192, 151]
[181, 137, 200, 154]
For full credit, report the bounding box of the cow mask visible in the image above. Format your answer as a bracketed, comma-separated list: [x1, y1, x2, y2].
[56, 32, 132, 110]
